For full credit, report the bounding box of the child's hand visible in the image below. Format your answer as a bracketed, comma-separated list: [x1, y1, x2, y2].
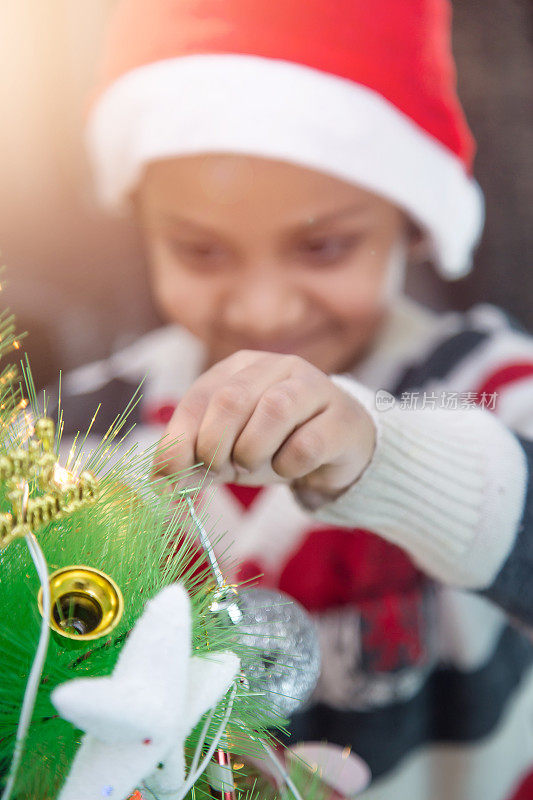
[155, 351, 376, 503]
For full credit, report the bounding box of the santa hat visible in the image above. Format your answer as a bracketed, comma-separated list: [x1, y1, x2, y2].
[87, 0, 484, 279]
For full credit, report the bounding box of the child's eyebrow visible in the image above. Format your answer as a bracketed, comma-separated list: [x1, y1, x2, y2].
[300, 202, 367, 231]
[153, 202, 367, 236]
[158, 213, 215, 234]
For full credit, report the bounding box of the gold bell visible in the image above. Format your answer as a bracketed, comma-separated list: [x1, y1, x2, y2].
[38, 565, 124, 641]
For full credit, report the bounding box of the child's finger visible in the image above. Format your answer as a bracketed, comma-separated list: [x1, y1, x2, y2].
[195, 355, 308, 472]
[274, 399, 375, 492]
[271, 406, 342, 480]
[157, 388, 212, 474]
[157, 353, 260, 473]
[231, 376, 329, 473]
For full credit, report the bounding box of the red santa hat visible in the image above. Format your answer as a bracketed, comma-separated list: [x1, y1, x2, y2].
[87, 0, 484, 279]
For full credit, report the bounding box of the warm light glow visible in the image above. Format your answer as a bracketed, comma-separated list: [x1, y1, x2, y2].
[65, 440, 78, 471]
[12, 341, 20, 350]
[0, 370, 16, 386]
[21, 414, 35, 442]
[53, 463, 77, 487]
[11, 409, 35, 442]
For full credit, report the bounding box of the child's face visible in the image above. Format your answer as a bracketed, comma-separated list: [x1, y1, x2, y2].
[137, 155, 408, 374]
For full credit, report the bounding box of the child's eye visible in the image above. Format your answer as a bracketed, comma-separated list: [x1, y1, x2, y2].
[165, 238, 227, 267]
[297, 234, 359, 265]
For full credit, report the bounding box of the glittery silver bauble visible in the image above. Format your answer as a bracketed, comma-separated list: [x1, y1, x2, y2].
[235, 587, 321, 718]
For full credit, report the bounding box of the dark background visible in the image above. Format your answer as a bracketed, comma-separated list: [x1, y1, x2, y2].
[0, 0, 531, 389]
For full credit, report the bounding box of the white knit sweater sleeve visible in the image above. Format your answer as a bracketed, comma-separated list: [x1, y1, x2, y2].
[297, 374, 528, 590]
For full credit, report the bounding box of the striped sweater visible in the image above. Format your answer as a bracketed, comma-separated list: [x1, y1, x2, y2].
[58, 296, 533, 800]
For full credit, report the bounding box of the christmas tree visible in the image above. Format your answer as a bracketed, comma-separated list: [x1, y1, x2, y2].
[0, 306, 333, 800]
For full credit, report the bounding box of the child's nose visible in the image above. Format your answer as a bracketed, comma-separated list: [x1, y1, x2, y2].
[223, 273, 306, 337]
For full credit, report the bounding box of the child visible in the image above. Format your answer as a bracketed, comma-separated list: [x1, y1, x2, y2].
[62, 1, 533, 797]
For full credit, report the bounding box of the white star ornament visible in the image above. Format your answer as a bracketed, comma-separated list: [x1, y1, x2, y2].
[51, 583, 240, 800]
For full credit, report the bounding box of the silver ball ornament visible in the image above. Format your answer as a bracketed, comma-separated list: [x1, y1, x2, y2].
[184, 496, 320, 718]
[235, 587, 321, 718]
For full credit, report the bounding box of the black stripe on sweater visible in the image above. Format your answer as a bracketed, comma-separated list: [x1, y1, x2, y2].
[282, 624, 533, 780]
[482, 437, 533, 626]
[392, 329, 489, 395]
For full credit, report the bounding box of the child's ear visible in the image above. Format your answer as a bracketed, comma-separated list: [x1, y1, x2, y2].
[406, 219, 431, 266]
